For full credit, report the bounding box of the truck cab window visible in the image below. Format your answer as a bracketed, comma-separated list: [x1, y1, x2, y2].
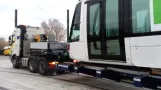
[69, 2, 81, 42]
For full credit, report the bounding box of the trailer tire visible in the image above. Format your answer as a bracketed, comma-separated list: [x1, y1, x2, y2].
[28, 58, 36, 73]
[38, 58, 48, 75]
[12, 56, 20, 69]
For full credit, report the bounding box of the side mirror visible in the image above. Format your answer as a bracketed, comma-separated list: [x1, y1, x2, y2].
[9, 36, 12, 45]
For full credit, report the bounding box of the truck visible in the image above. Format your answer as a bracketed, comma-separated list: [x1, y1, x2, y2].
[9, 25, 69, 75]
[9, 10, 69, 75]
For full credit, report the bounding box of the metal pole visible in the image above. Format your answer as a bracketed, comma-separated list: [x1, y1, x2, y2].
[67, 9, 69, 42]
[15, 9, 17, 27]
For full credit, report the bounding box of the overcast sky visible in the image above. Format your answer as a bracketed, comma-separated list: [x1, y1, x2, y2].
[0, 0, 78, 40]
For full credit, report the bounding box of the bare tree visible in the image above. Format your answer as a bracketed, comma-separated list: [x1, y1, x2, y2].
[41, 19, 66, 42]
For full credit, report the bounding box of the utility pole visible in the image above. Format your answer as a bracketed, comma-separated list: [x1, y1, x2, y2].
[67, 9, 69, 42]
[15, 9, 18, 27]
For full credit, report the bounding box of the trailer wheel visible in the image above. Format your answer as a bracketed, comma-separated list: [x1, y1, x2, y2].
[28, 58, 36, 73]
[38, 58, 48, 75]
[12, 56, 20, 69]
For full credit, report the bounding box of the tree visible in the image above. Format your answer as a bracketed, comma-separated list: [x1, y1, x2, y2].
[41, 19, 66, 42]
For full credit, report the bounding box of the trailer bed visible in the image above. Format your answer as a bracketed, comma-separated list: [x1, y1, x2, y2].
[55, 62, 161, 90]
[30, 42, 67, 50]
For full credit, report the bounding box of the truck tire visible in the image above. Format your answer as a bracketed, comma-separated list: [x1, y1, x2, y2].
[38, 58, 48, 75]
[28, 58, 36, 73]
[12, 56, 20, 69]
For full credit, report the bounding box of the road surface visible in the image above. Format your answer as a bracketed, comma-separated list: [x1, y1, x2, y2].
[0, 56, 149, 90]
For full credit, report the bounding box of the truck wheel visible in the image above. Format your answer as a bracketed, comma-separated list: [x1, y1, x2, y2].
[28, 58, 36, 73]
[12, 56, 20, 69]
[38, 58, 48, 75]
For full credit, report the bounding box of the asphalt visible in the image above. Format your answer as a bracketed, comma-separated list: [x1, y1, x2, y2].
[0, 56, 150, 90]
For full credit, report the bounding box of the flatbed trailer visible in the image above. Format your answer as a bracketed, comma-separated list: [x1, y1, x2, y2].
[54, 61, 161, 90]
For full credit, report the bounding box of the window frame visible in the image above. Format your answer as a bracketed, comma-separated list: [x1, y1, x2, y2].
[102, 0, 126, 60]
[87, 0, 126, 61]
[87, 0, 103, 59]
[69, 2, 82, 42]
[125, 0, 161, 37]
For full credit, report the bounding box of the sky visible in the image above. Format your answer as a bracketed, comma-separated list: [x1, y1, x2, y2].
[0, 0, 78, 40]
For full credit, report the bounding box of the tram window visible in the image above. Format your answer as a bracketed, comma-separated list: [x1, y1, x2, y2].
[105, 0, 120, 55]
[105, 0, 119, 37]
[132, 0, 151, 34]
[69, 2, 81, 42]
[89, 4, 100, 36]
